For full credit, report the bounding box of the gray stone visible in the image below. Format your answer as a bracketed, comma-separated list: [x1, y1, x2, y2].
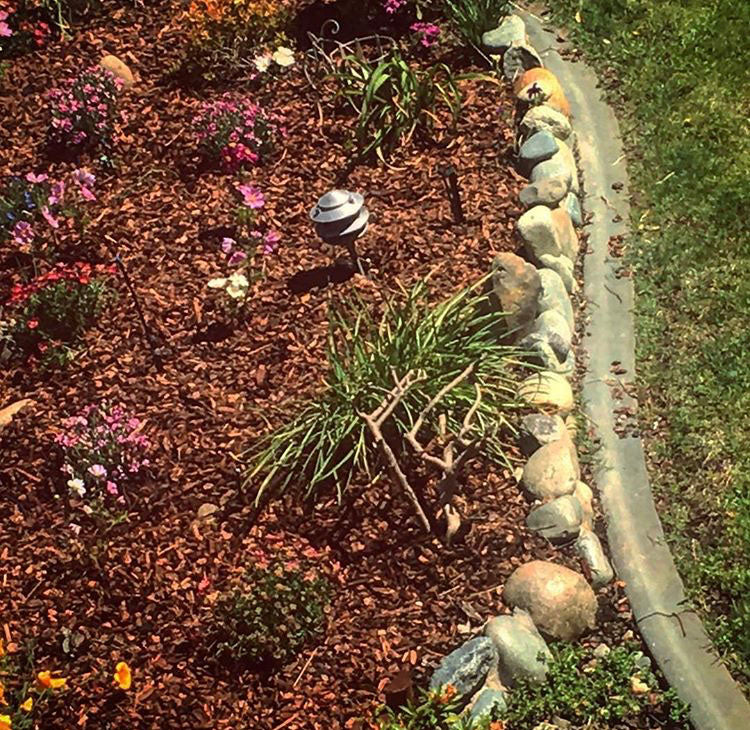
[429, 636, 498, 706]
[519, 177, 569, 208]
[538, 268, 574, 332]
[503, 40, 543, 81]
[519, 413, 568, 456]
[468, 687, 508, 723]
[593, 643, 611, 659]
[519, 131, 559, 176]
[485, 608, 551, 686]
[560, 192, 583, 227]
[504, 561, 598, 641]
[575, 528, 614, 588]
[520, 105, 572, 141]
[518, 205, 563, 262]
[538, 253, 576, 293]
[573, 481, 594, 528]
[557, 140, 580, 194]
[521, 439, 579, 500]
[526, 494, 583, 543]
[551, 208, 580, 261]
[518, 332, 571, 373]
[489, 252, 542, 337]
[517, 371, 574, 414]
[481, 15, 526, 54]
[531, 309, 572, 353]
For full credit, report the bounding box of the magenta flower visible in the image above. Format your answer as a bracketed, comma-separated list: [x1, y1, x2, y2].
[48, 180, 66, 206]
[41, 206, 59, 229]
[25, 172, 48, 184]
[410, 22, 441, 48]
[106, 481, 119, 495]
[236, 184, 265, 209]
[220, 237, 236, 254]
[12, 221, 34, 246]
[263, 229, 281, 255]
[228, 250, 248, 266]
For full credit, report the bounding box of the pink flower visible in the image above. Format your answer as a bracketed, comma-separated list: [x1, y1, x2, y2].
[41, 207, 59, 229]
[88, 464, 107, 478]
[106, 481, 119, 495]
[48, 180, 66, 206]
[220, 237, 236, 254]
[263, 230, 281, 255]
[236, 184, 265, 209]
[228, 250, 247, 266]
[25, 172, 48, 184]
[12, 221, 34, 245]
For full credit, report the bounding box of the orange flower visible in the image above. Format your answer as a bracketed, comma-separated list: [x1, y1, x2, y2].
[437, 684, 457, 704]
[0, 639, 4, 657]
[0, 681, 6, 706]
[36, 671, 67, 690]
[19, 698, 33, 712]
[0, 714, 10, 730]
[114, 661, 132, 690]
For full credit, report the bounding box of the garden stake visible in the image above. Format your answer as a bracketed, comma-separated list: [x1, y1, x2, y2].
[112, 251, 163, 371]
[437, 163, 464, 224]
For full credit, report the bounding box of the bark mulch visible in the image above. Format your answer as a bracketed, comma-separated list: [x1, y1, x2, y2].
[0, 3, 636, 728]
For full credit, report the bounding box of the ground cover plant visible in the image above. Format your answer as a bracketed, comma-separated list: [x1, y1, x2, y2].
[0, 0, 694, 727]
[548, 0, 750, 689]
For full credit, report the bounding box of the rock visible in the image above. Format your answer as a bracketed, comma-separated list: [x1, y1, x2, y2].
[429, 637, 498, 706]
[0, 398, 34, 431]
[489, 252, 542, 337]
[521, 439, 579, 500]
[481, 15, 526, 54]
[518, 332, 571, 373]
[503, 40, 543, 81]
[197, 502, 220, 519]
[517, 372, 574, 415]
[468, 687, 508, 723]
[504, 561, 598, 640]
[593, 643, 611, 659]
[519, 177, 569, 208]
[556, 140, 580, 194]
[514, 68, 570, 117]
[560, 192, 583, 227]
[518, 205, 563, 262]
[565, 414, 578, 440]
[630, 675, 650, 695]
[633, 651, 652, 671]
[538, 268, 574, 331]
[531, 309, 573, 353]
[519, 413, 568, 456]
[485, 608, 551, 686]
[538, 253, 576, 293]
[573, 481, 594, 527]
[100, 54, 134, 88]
[550, 208, 579, 261]
[575, 528, 614, 588]
[520, 105, 572, 141]
[519, 131, 559, 177]
[526, 494, 583, 543]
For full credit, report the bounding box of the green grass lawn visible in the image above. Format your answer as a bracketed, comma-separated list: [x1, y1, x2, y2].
[546, 0, 750, 687]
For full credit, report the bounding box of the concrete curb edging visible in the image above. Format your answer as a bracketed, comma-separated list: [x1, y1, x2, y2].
[519, 10, 750, 730]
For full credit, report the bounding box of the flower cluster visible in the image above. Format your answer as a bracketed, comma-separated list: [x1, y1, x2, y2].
[56, 401, 150, 514]
[0, 4, 50, 56]
[48, 66, 122, 150]
[0, 169, 96, 253]
[410, 22, 441, 48]
[6, 261, 112, 307]
[194, 96, 281, 172]
[252, 45, 295, 74]
[382, 0, 407, 14]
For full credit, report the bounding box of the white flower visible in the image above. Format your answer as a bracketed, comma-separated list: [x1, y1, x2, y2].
[67, 478, 86, 498]
[82, 505, 94, 515]
[226, 272, 249, 300]
[272, 46, 295, 68]
[207, 277, 228, 289]
[254, 53, 272, 72]
[69, 522, 82, 535]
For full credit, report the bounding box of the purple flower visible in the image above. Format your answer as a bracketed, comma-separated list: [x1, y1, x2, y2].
[228, 250, 248, 266]
[12, 221, 34, 246]
[263, 229, 281, 255]
[48, 180, 66, 206]
[220, 237, 236, 254]
[236, 184, 265, 209]
[88, 464, 107, 478]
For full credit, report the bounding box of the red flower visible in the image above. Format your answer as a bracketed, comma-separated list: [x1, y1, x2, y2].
[27, 318, 39, 329]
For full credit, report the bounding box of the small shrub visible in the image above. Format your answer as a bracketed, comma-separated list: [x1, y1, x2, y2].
[47, 66, 121, 152]
[55, 401, 150, 517]
[368, 687, 483, 729]
[212, 542, 331, 667]
[194, 95, 281, 172]
[0, 4, 52, 58]
[410, 21, 442, 50]
[2, 261, 115, 365]
[331, 50, 461, 160]
[443, 0, 510, 49]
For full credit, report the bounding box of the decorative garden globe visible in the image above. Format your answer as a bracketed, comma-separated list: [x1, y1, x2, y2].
[309, 189, 370, 274]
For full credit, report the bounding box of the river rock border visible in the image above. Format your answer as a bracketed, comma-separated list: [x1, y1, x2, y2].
[426, 10, 750, 730]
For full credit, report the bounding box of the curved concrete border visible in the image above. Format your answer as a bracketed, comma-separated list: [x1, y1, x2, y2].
[520, 10, 750, 730]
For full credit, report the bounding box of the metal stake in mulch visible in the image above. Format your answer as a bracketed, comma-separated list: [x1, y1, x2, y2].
[437, 163, 465, 225]
[105, 238, 163, 371]
[309, 189, 370, 276]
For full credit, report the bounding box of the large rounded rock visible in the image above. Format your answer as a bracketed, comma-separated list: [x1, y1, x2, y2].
[531, 309, 572, 353]
[519, 413, 568, 456]
[468, 687, 508, 723]
[504, 561, 598, 640]
[521, 439, 579, 500]
[576, 528, 614, 588]
[520, 105, 572, 141]
[518, 205, 563, 262]
[550, 208, 579, 261]
[538, 253, 576, 293]
[518, 332, 572, 374]
[503, 40, 543, 81]
[519, 131, 559, 177]
[489, 252, 541, 337]
[485, 608, 551, 686]
[514, 68, 570, 117]
[560, 192, 583, 227]
[517, 371, 574, 414]
[573, 480, 594, 527]
[429, 636, 498, 706]
[481, 15, 526, 54]
[100, 54, 134, 88]
[526, 494, 583, 543]
[519, 177, 569, 208]
[538, 268, 574, 331]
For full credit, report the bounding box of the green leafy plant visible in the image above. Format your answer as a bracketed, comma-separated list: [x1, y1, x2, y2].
[330, 50, 462, 160]
[244, 277, 523, 504]
[443, 0, 510, 49]
[500, 643, 690, 729]
[368, 688, 484, 730]
[212, 553, 330, 667]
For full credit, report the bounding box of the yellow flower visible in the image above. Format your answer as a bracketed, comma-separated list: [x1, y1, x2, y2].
[114, 661, 132, 691]
[20, 698, 33, 712]
[0, 714, 11, 730]
[36, 671, 67, 690]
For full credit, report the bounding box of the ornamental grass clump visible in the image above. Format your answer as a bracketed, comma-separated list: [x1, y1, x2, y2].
[194, 95, 281, 172]
[211, 538, 332, 668]
[245, 277, 524, 504]
[2, 261, 114, 364]
[56, 401, 150, 514]
[47, 66, 121, 152]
